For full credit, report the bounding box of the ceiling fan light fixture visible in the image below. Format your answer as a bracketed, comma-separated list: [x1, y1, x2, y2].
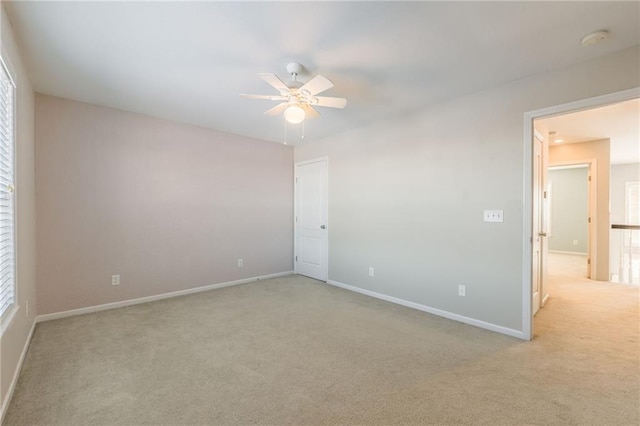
[284, 104, 305, 124]
[242, 64, 346, 125]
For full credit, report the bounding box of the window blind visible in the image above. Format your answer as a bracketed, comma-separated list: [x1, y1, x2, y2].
[626, 182, 639, 225]
[0, 57, 15, 320]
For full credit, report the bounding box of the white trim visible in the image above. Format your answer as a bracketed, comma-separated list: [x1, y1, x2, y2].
[327, 280, 525, 340]
[522, 87, 640, 341]
[542, 293, 550, 306]
[534, 130, 544, 142]
[522, 115, 534, 340]
[526, 88, 640, 121]
[548, 250, 588, 256]
[0, 318, 35, 424]
[548, 164, 589, 171]
[294, 157, 329, 282]
[36, 271, 294, 323]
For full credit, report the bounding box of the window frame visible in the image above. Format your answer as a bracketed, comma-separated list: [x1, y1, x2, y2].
[0, 51, 18, 332]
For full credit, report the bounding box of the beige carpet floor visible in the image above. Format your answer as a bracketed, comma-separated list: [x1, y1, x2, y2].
[4, 272, 639, 425]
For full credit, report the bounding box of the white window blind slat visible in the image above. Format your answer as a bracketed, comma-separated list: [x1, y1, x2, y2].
[0, 56, 15, 321]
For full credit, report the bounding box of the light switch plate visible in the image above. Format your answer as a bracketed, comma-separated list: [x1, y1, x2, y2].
[484, 210, 504, 223]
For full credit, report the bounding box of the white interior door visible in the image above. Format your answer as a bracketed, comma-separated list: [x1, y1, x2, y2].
[532, 127, 549, 315]
[295, 158, 328, 281]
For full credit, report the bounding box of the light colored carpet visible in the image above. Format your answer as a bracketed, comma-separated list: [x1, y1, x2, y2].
[4, 273, 639, 425]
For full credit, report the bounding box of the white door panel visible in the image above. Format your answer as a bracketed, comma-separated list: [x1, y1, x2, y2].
[295, 159, 328, 281]
[532, 126, 549, 315]
[300, 236, 322, 265]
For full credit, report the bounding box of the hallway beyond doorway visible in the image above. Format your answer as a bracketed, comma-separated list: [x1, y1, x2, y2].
[548, 252, 588, 279]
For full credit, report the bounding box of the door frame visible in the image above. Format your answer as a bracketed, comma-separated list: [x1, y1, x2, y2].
[522, 87, 639, 341]
[294, 157, 329, 281]
[547, 160, 597, 280]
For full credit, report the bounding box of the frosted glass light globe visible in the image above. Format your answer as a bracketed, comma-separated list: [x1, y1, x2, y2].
[284, 105, 305, 124]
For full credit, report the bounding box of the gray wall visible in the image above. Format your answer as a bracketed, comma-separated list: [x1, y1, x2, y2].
[548, 167, 588, 253]
[0, 7, 37, 417]
[295, 46, 639, 332]
[36, 95, 294, 315]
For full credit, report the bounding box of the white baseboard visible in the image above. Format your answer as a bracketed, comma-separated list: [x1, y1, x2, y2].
[36, 271, 294, 323]
[327, 280, 525, 340]
[1, 318, 36, 424]
[548, 250, 587, 256]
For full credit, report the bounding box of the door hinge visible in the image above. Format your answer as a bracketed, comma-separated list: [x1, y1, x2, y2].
[543, 191, 548, 199]
[588, 217, 591, 223]
[588, 176, 592, 181]
[295, 177, 298, 183]
[295, 256, 298, 262]
[295, 216, 298, 222]
[587, 258, 591, 265]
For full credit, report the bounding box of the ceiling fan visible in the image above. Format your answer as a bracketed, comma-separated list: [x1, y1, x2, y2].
[241, 63, 347, 124]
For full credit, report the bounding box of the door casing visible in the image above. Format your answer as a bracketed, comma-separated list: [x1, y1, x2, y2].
[522, 87, 639, 341]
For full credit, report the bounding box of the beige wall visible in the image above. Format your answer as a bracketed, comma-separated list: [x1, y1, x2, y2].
[295, 46, 639, 332]
[549, 139, 610, 281]
[0, 7, 37, 418]
[610, 163, 640, 225]
[36, 95, 294, 315]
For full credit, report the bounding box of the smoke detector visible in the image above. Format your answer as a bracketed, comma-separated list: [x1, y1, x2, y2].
[581, 30, 609, 47]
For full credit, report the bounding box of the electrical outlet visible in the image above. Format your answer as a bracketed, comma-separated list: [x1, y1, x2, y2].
[369, 267, 374, 277]
[237, 259, 243, 268]
[458, 285, 466, 297]
[573, 240, 578, 246]
[111, 274, 120, 286]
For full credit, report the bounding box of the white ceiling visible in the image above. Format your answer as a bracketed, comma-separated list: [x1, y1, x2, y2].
[540, 99, 639, 165]
[4, 1, 640, 144]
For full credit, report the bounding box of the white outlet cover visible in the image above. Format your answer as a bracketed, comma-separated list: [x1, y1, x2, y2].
[111, 275, 120, 286]
[483, 210, 504, 223]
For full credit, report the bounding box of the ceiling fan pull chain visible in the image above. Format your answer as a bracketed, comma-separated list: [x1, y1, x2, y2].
[283, 115, 287, 145]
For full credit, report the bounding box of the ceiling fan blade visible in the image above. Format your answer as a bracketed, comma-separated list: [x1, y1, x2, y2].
[258, 73, 289, 92]
[240, 94, 287, 101]
[313, 96, 347, 109]
[264, 102, 289, 116]
[301, 104, 321, 119]
[300, 75, 334, 96]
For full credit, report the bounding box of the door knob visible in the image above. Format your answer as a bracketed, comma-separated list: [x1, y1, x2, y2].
[320, 225, 326, 229]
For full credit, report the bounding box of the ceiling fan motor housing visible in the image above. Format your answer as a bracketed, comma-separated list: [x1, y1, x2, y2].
[286, 62, 303, 76]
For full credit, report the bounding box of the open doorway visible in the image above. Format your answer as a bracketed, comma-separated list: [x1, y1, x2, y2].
[522, 88, 639, 340]
[546, 164, 591, 278]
